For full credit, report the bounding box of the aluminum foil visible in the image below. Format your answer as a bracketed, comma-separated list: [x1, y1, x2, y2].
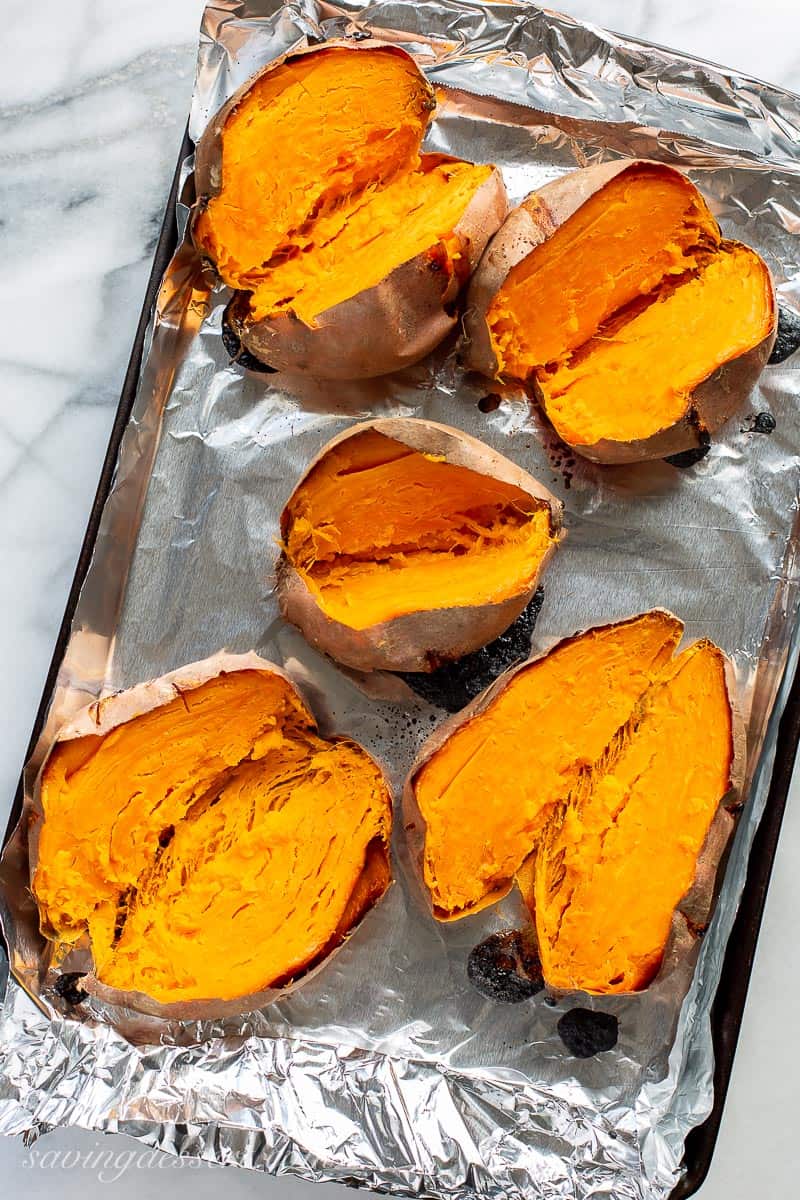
[2, 1, 800, 1196]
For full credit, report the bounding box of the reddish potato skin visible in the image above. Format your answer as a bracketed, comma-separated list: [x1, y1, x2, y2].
[462, 158, 777, 464]
[192, 42, 508, 379]
[228, 166, 507, 380]
[277, 418, 563, 674]
[28, 652, 393, 1023]
[404, 614, 745, 997]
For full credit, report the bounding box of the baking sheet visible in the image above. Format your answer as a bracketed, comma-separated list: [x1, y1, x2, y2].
[2, 2, 800, 1197]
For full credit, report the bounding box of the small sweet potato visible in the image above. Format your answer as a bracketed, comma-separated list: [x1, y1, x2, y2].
[277, 418, 563, 673]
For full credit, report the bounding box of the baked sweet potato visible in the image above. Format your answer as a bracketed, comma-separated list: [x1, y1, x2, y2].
[277, 418, 563, 673]
[193, 41, 507, 379]
[464, 160, 776, 463]
[30, 653, 392, 1015]
[406, 611, 740, 995]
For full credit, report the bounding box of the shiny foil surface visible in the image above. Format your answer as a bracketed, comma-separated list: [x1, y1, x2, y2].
[2, 2, 800, 1197]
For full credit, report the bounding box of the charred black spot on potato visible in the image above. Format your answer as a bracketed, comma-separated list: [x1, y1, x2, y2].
[53, 972, 88, 1007]
[112, 886, 136, 947]
[221, 300, 277, 374]
[467, 929, 544, 1003]
[398, 590, 544, 712]
[556, 1008, 619, 1057]
[664, 428, 711, 469]
[768, 304, 800, 364]
[220, 305, 245, 358]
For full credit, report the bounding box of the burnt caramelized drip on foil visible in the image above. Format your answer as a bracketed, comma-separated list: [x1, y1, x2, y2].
[399, 590, 544, 710]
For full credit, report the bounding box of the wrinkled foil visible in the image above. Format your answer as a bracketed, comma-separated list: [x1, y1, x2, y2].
[2, 2, 800, 1197]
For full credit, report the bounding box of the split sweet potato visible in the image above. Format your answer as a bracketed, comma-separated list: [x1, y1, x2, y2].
[193, 41, 507, 378]
[31, 653, 392, 1013]
[464, 160, 776, 463]
[406, 611, 739, 994]
[278, 419, 563, 673]
[530, 638, 735, 992]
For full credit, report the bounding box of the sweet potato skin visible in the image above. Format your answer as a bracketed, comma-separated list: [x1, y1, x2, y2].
[463, 158, 777, 463]
[29, 652, 393, 1022]
[404, 615, 744, 996]
[277, 418, 563, 673]
[192, 42, 508, 379]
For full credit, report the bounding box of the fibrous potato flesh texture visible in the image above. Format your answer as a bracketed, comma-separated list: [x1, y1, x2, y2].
[486, 164, 774, 444]
[489, 166, 718, 373]
[33, 670, 390, 1004]
[533, 640, 732, 992]
[414, 611, 682, 918]
[194, 46, 493, 326]
[282, 430, 556, 631]
[541, 245, 774, 445]
[414, 613, 734, 993]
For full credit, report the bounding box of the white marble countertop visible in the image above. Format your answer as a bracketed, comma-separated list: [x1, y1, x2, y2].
[1, 1, 798, 1197]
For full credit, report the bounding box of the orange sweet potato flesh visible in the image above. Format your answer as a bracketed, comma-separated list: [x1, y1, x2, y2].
[487, 164, 774, 444]
[194, 46, 493, 326]
[281, 429, 556, 630]
[33, 670, 391, 1004]
[532, 640, 732, 992]
[413, 611, 683, 918]
[413, 614, 734, 993]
